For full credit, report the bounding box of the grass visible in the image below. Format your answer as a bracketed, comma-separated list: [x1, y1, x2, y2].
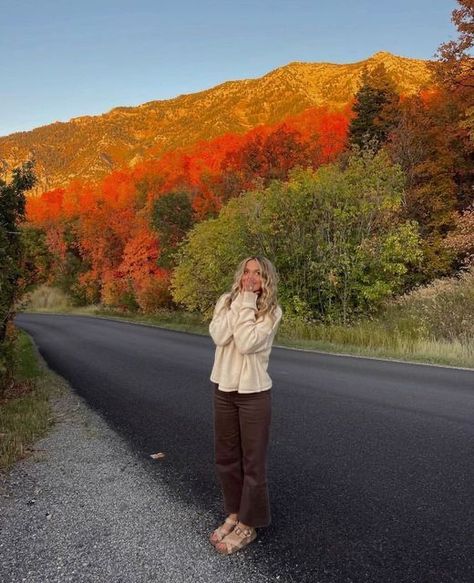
[0, 330, 62, 471]
[94, 307, 208, 335]
[277, 319, 473, 368]
[22, 284, 73, 311]
[276, 269, 474, 368]
[20, 280, 474, 369]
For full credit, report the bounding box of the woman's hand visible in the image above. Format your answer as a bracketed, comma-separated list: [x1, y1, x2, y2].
[242, 277, 256, 293]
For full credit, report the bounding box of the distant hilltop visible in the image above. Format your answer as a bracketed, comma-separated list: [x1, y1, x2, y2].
[0, 51, 432, 193]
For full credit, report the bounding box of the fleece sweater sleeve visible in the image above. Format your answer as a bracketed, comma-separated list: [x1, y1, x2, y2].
[233, 292, 282, 355]
[209, 293, 239, 346]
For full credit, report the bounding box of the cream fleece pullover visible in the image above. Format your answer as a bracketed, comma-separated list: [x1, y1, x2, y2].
[209, 291, 283, 393]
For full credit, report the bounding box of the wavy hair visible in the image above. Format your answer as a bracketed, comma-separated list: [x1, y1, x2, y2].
[225, 256, 279, 319]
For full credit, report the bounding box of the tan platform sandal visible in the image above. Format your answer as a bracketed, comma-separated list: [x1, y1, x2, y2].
[209, 516, 239, 546]
[215, 523, 257, 555]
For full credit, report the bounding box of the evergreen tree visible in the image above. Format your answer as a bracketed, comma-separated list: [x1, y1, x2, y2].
[349, 64, 400, 150]
[151, 189, 195, 268]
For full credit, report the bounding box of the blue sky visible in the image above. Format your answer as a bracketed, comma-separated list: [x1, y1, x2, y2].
[0, 0, 458, 137]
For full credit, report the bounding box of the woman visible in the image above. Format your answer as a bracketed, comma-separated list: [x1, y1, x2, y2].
[208, 256, 282, 555]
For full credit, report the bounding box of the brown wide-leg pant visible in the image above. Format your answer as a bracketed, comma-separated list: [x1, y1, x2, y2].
[213, 383, 272, 528]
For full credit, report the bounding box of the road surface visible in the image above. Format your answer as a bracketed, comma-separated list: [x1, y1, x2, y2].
[15, 313, 474, 583]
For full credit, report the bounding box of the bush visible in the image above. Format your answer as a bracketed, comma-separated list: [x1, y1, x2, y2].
[172, 150, 423, 323]
[171, 202, 251, 316]
[20, 285, 72, 311]
[101, 277, 139, 313]
[382, 266, 474, 343]
[135, 276, 173, 312]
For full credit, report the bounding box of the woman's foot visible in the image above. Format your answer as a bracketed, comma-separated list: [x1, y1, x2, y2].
[215, 522, 257, 555]
[209, 513, 238, 546]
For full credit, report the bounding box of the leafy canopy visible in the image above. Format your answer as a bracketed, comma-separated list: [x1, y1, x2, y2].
[171, 150, 423, 323]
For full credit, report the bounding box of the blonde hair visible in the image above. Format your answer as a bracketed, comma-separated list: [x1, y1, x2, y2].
[225, 256, 279, 319]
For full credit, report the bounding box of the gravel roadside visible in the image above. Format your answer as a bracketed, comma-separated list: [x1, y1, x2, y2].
[0, 342, 277, 583]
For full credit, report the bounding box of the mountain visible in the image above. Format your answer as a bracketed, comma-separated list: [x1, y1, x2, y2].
[0, 52, 432, 194]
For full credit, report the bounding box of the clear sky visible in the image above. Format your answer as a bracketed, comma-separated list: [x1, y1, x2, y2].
[0, 0, 458, 137]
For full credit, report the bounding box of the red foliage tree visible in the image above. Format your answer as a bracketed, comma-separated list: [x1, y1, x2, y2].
[25, 104, 350, 309]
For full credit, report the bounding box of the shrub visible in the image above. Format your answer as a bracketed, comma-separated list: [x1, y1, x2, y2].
[382, 266, 474, 343]
[172, 150, 423, 323]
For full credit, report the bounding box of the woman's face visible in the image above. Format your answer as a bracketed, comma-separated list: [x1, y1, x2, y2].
[241, 259, 262, 293]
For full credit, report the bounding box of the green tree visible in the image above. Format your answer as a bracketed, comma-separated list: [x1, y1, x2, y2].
[172, 150, 423, 324]
[0, 161, 36, 393]
[19, 225, 54, 292]
[251, 150, 422, 323]
[53, 221, 96, 305]
[171, 201, 251, 315]
[349, 64, 400, 150]
[150, 190, 195, 268]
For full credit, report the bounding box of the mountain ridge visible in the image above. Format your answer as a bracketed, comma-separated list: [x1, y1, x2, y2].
[0, 51, 433, 193]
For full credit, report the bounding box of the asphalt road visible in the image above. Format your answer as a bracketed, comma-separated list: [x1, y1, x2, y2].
[15, 313, 474, 583]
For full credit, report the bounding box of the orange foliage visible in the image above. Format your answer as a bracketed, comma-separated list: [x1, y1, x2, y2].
[44, 224, 68, 262]
[118, 226, 163, 280]
[76, 270, 101, 304]
[282, 105, 351, 160]
[101, 170, 138, 209]
[25, 104, 351, 309]
[134, 276, 172, 312]
[100, 273, 134, 310]
[26, 188, 65, 225]
[62, 180, 97, 217]
[133, 105, 350, 214]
